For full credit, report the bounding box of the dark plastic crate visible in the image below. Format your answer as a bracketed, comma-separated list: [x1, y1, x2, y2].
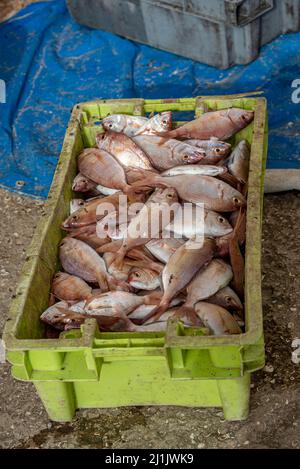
[67, 0, 300, 68]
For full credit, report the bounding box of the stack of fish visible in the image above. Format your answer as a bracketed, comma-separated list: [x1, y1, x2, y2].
[41, 107, 253, 337]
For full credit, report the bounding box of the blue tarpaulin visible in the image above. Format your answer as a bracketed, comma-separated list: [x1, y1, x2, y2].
[0, 0, 299, 198]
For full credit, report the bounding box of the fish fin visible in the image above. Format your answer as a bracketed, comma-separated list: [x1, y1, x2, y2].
[233, 207, 246, 245]
[125, 185, 148, 199]
[131, 173, 166, 190]
[125, 259, 163, 273]
[92, 314, 125, 332]
[96, 240, 123, 254]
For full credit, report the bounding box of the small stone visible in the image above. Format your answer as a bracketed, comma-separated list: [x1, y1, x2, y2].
[0, 340, 5, 363]
[270, 379, 276, 384]
[13, 232, 19, 237]
[197, 443, 205, 449]
[290, 307, 297, 312]
[244, 441, 249, 445]
[288, 322, 294, 329]
[264, 365, 274, 373]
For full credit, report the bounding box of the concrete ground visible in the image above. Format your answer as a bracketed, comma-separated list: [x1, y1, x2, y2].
[0, 188, 299, 449]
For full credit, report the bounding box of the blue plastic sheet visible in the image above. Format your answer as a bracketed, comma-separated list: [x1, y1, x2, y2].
[0, 0, 299, 198]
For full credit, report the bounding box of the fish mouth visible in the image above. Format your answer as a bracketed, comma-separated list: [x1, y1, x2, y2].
[185, 150, 206, 163]
[161, 111, 172, 129]
[232, 196, 246, 208]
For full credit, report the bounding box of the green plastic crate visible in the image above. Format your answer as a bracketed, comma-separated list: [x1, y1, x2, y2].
[3, 94, 268, 422]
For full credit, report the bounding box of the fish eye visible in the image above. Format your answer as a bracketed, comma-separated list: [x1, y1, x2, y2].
[225, 296, 231, 304]
[108, 123, 113, 128]
[134, 272, 140, 277]
[162, 119, 167, 124]
[167, 193, 173, 198]
[72, 215, 78, 221]
[183, 155, 189, 160]
[215, 148, 220, 153]
[241, 115, 247, 120]
[218, 216, 225, 223]
[233, 197, 240, 205]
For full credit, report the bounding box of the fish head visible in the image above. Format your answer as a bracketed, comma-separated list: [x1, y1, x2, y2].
[40, 302, 71, 330]
[229, 108, 254, 129]
[61, 208, 91, 230]
[52, 272, 70, 287]
[224, 292, 243, 310]
[85, 292, 111, 311]
[102, 114, 126, 133]
[208, 139, 232, 158]
[72, 174, 94, 192]
[128, 268, 158, 289]
[232, 193, 246, 209]
[205, 211, 233, 237]
[151, 111, 172, 132]
[181, 145, 206, 164]
[151, 187, 178, 205]
[70, 198, 85, 213]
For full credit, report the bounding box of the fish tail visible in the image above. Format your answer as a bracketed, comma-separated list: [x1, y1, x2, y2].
[140, 301, 169, 324]
[173, 305, 201, 326]
[48, 293, 56, 307]
[144, 290, 163, 305]
[157, 130, 175, 140]
[108, 276, 132, 292]
[97, 273, 109, 292]
[112, 306, 137, 331]
[112, 250, 126, 271]
[131, 174, 166, 190]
